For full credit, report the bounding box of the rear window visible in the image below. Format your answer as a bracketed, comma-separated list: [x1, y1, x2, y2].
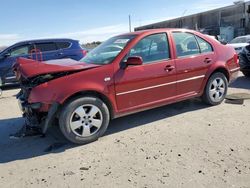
[195, 36, 213, 53]
[35, 43, 57, 52]
[172, 32, 200, 57]
[56, 42, 71, 49]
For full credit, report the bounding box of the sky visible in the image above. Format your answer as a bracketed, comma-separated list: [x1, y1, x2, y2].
[0, 0, 235, 46]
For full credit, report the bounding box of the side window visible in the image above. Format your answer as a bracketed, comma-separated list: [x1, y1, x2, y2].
[172, 32, 200, 57]
[10, 45, 31, 57]
[195, 36, 213, 53]
[56, 42, 71, 49]
[35, 43, 57, 52]
[129, 33, 170, 64]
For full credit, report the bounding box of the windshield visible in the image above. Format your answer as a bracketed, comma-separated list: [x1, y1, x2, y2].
[80, 35, 135, 65]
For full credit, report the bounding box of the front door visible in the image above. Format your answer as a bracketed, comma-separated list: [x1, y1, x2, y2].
[115, 33, 177, 112]
[0, 44, 34, 84]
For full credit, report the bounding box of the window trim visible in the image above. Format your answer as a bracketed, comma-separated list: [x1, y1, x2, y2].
[194, 35, 214, 54]
[125, 32, 171, 65]
[172, 31, 214, 59]
[126, 58, 171, 70]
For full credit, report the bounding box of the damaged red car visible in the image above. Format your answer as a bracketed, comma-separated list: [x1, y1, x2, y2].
[14, 29, 239, 144]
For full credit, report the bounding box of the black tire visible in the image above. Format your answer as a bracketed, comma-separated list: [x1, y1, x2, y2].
[59, 96, 110, 144]
[0, 77, 3, 87]
[202, 72, 228, 105]
[242, 70, 250, 78]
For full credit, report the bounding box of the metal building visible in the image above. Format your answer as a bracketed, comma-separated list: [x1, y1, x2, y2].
[135, 1, 250, 42]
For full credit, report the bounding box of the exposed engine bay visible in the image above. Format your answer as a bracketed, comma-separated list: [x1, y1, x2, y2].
[10, 57, 101, 139]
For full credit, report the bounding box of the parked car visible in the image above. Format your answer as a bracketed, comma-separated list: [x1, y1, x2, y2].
[14, 29, 239, 144]
[0, 39, 87, 86]
[239, 44, 250, 77]
[227, 35, 250, 54]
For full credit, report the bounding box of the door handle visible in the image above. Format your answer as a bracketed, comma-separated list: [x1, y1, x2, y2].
[58, 52, 64, 56]
[204, 58, 212, 64]
[164, 65, 175, 72]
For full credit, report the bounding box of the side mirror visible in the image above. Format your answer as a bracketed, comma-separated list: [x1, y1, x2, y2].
[126, 56, 143, 66]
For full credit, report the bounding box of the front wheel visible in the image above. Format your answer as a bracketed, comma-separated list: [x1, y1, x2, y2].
[202, 72, 228, 105]
[59, 97, 110, 144]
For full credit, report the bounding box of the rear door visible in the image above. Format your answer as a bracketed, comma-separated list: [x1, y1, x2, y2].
[171, 32, 215, 97]
[34, 42, 58, 61]
[115, 33, 177, 111]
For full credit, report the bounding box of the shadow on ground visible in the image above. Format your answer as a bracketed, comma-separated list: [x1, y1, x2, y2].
[0, 99, 208, 164]
[229, 75, 250, 90]
[0, 84, 19, 98]
[1, 84, 19, 91]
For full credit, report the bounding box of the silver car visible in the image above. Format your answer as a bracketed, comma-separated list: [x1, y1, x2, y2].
[227, 35, 250, 54]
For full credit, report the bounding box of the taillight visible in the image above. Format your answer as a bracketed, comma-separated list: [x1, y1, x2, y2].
[233, 53, 239, 65]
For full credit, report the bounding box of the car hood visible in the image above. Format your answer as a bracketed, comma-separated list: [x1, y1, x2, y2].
[14, 57, 100, 79]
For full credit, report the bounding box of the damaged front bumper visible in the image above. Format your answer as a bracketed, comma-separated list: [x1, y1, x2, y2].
[17, 93, 60, 135]
[18, 99, 42, 112]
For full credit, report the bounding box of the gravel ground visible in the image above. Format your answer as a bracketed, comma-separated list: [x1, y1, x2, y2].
[0, 74, 249, 188]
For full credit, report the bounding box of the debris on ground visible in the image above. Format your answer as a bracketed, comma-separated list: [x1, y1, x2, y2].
[80, 167, 90, 171]
[226, 93, 250, 100]
[225, 99, 244, 105]
[225, 93, 250, 105]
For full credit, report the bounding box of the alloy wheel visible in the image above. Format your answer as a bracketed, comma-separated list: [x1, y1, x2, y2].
[70, 104, 103, 137]
[209, 77, 226, 103]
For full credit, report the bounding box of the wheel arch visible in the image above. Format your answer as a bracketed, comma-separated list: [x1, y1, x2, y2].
[201, 67, 229, 105]
[60, 90, 114, 119]
[210, 67, 230, 82]
[200, 66, 230, 95]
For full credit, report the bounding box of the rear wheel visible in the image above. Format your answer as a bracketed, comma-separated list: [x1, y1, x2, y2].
[202, 72, 228, 105]
[59, 97, 110, 144]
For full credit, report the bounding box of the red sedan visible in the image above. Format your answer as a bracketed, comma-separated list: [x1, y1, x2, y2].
[14, 29, 239, 144]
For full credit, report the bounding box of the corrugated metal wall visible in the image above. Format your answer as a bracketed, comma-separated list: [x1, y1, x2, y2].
[135, 2, 250, 38]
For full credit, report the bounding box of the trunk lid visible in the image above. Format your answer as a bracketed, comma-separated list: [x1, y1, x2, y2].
[14, 57, 100, 79]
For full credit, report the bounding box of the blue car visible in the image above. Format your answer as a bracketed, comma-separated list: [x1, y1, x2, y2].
[0, 38, 87, 86]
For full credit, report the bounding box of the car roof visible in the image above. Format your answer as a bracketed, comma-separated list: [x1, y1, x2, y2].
[119, 28, 196, 36]
[14, 38, 78, 45]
